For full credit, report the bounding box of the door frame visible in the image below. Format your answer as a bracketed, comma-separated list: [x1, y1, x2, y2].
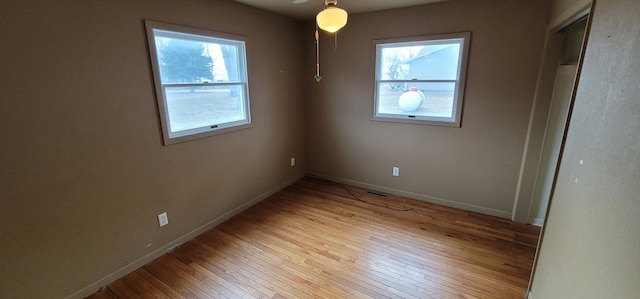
[511, 0, 592, 224]
[524, 1, 595, 297]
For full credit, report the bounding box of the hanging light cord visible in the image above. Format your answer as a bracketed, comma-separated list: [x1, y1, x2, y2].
[314, 25, 322, 82]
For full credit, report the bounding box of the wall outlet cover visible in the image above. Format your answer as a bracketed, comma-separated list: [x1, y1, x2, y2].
[158, 212, 169, 227]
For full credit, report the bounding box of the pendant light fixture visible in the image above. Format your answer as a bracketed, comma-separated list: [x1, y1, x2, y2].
[316, 0, 348, 33]
[314, 0, 347, 82]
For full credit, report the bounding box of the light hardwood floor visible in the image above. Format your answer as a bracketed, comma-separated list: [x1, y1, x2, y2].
[87, 177, 540, 299]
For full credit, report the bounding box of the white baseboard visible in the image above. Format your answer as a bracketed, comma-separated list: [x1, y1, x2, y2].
[308, 173, 512, 219]
[528, 217, 544, 227]
[64, 174, 304, 299]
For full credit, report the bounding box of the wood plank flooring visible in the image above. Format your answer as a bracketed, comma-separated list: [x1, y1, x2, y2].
[87, 177, 540, 299]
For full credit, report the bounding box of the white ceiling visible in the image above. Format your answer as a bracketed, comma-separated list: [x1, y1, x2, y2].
[231, 0, 448, 20]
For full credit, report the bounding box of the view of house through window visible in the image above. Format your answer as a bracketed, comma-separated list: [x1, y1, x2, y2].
[374, 32, 470, 127]
[145, 21, 251, 144]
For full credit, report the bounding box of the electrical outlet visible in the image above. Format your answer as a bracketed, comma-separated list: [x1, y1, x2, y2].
[392, 167, 399, 176]
[290, 157, 296, 167]
[158, 212, 169, 227]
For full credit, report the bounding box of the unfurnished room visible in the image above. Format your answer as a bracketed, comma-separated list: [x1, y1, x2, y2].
[1, 0, 638, 298]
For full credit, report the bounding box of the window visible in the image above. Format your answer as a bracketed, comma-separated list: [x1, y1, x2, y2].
[373, 32, 470, 127]
[145, 20, 251, 145]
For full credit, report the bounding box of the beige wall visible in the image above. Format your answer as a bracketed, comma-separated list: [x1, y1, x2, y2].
[530, 0, 640, 297]
[551, 0, 589, 21]
[550, 0, 591, 29]
[0, 0, 306, 297]
[307, 0, 551, 217]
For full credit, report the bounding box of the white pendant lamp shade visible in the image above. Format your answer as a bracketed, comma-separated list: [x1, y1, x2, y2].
[316, 4, 348, 33]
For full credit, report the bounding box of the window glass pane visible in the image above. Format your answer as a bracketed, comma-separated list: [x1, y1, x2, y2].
[377, 82, 455, 118]
[379, 42, 461, 81]
[154, 36, 242, 84]
[155, 37, 213, 84]
[164, 85, 245, 133]
[218, 44, 241, 82]
[406, 44, 460, 81]
[379, 46, 422, 80]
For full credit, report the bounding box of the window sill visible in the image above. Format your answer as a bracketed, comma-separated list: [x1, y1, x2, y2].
[163, 122, 254, 145]
[371, 116, 460, 128]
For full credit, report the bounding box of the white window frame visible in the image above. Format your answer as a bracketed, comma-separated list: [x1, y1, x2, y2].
[145, 20, 252, 145]
[372, 32, 471, 127]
